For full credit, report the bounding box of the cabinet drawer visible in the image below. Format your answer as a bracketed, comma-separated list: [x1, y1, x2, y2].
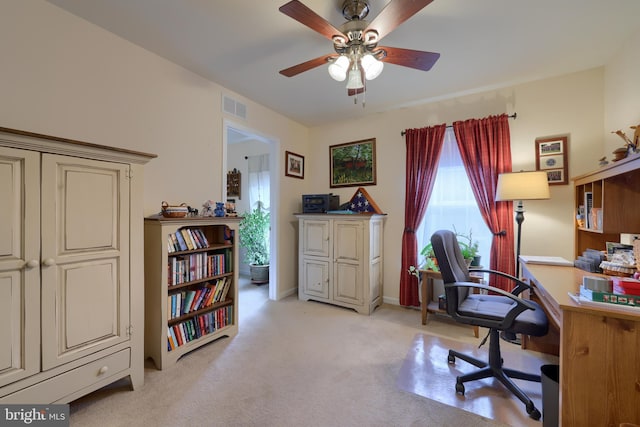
[1, 349, 130, 404]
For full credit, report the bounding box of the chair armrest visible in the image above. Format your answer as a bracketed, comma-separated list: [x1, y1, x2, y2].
[445, 282, 536, 329]
[468, 268, 531, 296]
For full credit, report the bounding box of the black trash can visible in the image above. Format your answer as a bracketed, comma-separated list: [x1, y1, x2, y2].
[541, 364, 559, 427]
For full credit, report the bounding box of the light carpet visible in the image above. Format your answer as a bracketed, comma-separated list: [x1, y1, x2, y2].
[69, 279, 527, 426]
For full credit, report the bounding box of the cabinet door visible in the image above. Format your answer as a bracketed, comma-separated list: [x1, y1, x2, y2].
[302, 220, 330, 258]
[0, 147, 40, 387]
[333, 221, 363, 305]
[40, 155, 130, 370]
[301, 259, 330, 299]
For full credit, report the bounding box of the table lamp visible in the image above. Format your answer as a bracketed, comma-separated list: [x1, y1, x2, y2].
[496, 171, 551, 278]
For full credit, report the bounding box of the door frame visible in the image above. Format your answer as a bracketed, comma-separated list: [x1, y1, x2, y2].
[223, 119, 279, 301]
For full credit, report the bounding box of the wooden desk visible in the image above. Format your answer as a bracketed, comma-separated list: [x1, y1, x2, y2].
[420, 269, 481, 337]
[521, 263, 640, 426]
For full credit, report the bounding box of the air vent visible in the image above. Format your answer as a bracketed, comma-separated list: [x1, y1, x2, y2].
[222, 95, 247, 120]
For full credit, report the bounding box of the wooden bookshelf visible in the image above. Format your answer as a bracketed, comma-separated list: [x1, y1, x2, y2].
[573, 153, 640, 256]
[144, 216, 241, 369]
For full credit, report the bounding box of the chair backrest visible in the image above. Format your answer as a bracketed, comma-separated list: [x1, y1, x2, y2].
[431, 230, 472, 316]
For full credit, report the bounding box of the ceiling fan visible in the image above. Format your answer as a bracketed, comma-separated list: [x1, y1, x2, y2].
[278, 0, 440, 97]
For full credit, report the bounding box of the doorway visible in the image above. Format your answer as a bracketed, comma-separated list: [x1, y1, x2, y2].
[224, 121, 278, 310]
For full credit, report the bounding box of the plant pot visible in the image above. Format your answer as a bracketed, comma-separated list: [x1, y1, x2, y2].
[471, 255, 481, 267]
[250, 264, 269, 284]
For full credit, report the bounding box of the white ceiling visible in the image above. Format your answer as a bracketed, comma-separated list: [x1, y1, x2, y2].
[48, 0, 640, 127]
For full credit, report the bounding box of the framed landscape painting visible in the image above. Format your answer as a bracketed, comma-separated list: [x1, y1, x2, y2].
[329, 138, 377, 188]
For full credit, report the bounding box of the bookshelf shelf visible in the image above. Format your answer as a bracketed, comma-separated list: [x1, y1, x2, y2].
[144, 216, 241, 370]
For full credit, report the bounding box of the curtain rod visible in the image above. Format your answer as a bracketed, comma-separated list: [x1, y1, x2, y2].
[400, 113, 517, 136]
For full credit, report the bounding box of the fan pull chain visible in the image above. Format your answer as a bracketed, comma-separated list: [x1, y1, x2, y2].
[362, 82, 366, 108]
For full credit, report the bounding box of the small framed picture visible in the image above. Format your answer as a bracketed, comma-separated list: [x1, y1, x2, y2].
[285, 151, 304, 179]
[536, 135, 568, 185]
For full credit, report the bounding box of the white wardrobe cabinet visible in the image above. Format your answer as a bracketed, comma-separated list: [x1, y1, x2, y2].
[0, 127, 155, 403]
[296, 214, 385, 315]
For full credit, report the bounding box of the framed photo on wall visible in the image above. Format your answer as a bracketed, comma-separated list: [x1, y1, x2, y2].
[285, 151, 304, 179]
[329, 138, 377, 188]
[535, 135, 568, 185]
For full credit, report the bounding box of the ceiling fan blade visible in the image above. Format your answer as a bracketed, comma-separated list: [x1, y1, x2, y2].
[365, 0, 434, 41]
[279, 54, 338, 77]
[348, 87, 365, 96]
[379, 46, 440, 71]
[279, 0, 345, 42]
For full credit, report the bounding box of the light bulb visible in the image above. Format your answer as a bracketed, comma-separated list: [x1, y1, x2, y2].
[328, 56, 350, 81]
[361, 54, 383, 80]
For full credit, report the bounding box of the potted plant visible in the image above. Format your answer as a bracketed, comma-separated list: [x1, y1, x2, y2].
[239, 201, 270, 284]
[420, 242, 439, 271]
[454, 227, 480, 267]
[407, 243, 438, 279]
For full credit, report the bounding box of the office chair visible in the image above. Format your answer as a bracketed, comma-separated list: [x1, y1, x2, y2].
[430, 230, 549, 420]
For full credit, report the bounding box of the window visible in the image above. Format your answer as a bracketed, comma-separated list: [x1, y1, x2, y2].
[417, 128, 492, 267]
[247, 153, 270, 212]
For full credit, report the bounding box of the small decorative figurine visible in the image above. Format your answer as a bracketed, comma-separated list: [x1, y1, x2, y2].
[612, 125, 640, 155]
[214, 202, 226, 217]
[201, 200, 216, 217]
[631, 124, 640, 148]
[598, 156, 608, 167]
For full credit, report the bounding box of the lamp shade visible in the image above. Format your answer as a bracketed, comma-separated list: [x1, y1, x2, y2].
[496, 171, 550, 201]
[328, 55, 350, 81]
[361, 54, 383, 80]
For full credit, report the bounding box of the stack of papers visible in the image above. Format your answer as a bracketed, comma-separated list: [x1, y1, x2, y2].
[519, 255, 574, 266]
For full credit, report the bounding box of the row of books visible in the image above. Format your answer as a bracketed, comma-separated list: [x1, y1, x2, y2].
[168, 252, 227, 286]
[167, 277, 231, 319]
[167, 228, 210, 253]
[167, 305, 233, 351]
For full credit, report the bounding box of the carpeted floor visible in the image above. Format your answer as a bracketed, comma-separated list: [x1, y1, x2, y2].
[68, 278, 554, 426]
[396, 333, 559, 426]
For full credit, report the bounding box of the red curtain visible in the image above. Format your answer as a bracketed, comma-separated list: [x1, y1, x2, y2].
[399, 124, 446, 306]
[453, 114, 515, 291]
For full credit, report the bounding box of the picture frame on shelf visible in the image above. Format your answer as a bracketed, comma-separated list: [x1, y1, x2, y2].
[329, 137, 377, 188]
[536, 135, 568, 185]
[285, 150, 304, 179]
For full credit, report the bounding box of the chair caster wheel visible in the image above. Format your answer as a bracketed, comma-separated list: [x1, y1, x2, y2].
[455, 382, 465, 395]
[447, 354, 455, 364]
[526, 404, 541, 420]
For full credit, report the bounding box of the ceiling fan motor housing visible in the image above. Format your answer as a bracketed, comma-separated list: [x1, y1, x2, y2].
[342, 0, 370, 21]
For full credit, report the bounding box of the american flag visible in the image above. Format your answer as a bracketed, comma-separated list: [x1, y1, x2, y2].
[350, 190, 374, 213]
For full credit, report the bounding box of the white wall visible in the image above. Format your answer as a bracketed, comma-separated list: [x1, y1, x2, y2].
[308, 68, 605, 304]
[604, 28, 640, 156]
[0, 0, 308, 299]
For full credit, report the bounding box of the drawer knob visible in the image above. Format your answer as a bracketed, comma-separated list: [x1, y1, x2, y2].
[43, 258, 56, 267]
[98, 366, 109, 375]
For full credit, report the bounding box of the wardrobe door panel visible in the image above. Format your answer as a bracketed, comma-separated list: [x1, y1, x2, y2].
[0, 147, 40, 387]
[40, 154, 130, 370]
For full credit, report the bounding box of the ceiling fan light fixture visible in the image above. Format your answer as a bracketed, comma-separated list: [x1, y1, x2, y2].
[361, 54, 383, 80]
[345, 66, 364, 90]
[328, 55, 350, 81]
